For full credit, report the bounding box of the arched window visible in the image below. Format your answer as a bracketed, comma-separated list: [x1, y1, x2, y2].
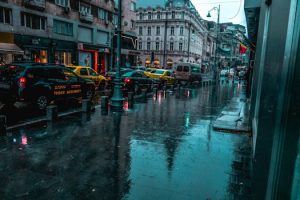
[147, 38, 151, 50]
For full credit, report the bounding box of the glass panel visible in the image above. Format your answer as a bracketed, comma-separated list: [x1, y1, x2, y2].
[80, 68, 88, 76]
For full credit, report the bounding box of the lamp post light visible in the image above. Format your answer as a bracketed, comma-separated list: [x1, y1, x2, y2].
[110, 0, 124, 111]
[207, 4, 220, 80]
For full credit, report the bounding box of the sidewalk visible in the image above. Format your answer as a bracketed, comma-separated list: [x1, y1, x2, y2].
[213, 84, 251, 133]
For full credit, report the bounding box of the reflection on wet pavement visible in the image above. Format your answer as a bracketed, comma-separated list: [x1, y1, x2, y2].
[0, 83, 252, 200]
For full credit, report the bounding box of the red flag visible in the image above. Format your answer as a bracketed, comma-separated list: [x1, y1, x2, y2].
[239, 43, 247, 54]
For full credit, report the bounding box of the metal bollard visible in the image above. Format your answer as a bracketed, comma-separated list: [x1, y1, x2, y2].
[82, 99, 91, 113]
[162, 85, 167, 91]
[101, 96, 109, 110]
[153, 87, 158, 98]
[47, 105, 58, 121]
[141, 89, 147, 102]
[0, 115, 7, 135]
[128, 92, 134, 108]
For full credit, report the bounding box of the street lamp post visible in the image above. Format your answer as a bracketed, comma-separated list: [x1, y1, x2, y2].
[207, 4, 220, 79]
[110, 0, 124, 111]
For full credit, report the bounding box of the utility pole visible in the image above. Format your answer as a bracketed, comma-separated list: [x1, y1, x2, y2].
[110, 0, 124, 111]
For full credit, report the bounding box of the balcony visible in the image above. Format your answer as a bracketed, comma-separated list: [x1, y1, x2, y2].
[24, 0, 46, 11]
[80, 11, 93, 23]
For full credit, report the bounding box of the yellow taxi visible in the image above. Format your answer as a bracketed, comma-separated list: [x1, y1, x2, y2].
[67, 66, 107, 90]
[144, 69, 175, 85]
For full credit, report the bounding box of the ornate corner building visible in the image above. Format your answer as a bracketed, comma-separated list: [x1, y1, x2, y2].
[135, 0, 214, 68]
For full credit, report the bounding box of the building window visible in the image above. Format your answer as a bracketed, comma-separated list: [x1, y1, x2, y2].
[180, 27, 184, 35]
[172, 11, 175, 19]
[0, 6, 12, 25]
[53, 19, 73, 36]
[156, 26, 160, 35]
[147, 27, 151, 35]
[170, 41, 174, 51]
[179, 42, 183, 51]
[98, 8, 108, 20]
[147, 40, 151, 50]
[113, 14, 118, 25]
[157, 11, 160, 19]
[130, 2, 136, 11]
[80, 3, 91, 14]
[181, 12, 184, 19]
[138, 41, 142, 50]
[55, 0, 69, 7]
[21, 12, 46, 30]
[139, 27, 143, 35]
[155, 41, 160, 51]
[139, 13, 143, 20]
[170, 27, 175, 35]
[131, 20, 135, 29]
[148, 12, 152, 20]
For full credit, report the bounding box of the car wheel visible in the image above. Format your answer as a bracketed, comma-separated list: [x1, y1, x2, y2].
[36, 95, 49, 110]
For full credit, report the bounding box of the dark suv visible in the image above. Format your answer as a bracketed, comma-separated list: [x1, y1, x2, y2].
[0, 63, 95, 110]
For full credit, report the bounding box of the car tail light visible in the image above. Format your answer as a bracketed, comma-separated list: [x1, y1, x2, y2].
[124, 78, 131, 83]
[19, 77, 27, 88]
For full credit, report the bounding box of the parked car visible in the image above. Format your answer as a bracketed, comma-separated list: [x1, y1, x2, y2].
[144, 69, 175, 85]
[0, 63, 95, 110]
[67, 66, 108, 90]
[122, 70, 159, 94]
[174, 63, 202, 84]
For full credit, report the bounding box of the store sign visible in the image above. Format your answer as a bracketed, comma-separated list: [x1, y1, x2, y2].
[32, 39, 40, 45]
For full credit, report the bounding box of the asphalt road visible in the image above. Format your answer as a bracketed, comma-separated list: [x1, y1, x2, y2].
[0, 82, 252, 200]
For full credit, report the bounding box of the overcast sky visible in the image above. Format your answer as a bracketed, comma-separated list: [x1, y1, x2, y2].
[191, 0, 247, 27]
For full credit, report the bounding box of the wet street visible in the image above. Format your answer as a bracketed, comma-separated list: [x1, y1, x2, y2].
[0, 83, 252, 200]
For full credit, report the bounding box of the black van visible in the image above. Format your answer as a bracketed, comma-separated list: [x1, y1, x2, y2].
[0, 63, 95, 110]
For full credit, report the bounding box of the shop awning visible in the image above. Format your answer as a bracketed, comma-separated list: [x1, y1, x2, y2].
[0, 43, 24, 54]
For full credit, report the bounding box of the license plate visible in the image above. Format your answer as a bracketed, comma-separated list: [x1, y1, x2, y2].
[0, 83, 10, 89]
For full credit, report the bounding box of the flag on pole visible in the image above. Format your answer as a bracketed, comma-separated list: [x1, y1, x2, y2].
[239, 43, 247, 54]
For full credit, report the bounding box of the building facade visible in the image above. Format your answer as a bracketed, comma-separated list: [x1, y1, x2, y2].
[111, 0, 138, 68]
[244, 0, 300, 199]
[135, 0, 209, 68]
[0, 0, 118, 73]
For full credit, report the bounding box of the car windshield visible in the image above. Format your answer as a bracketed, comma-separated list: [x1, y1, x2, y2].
[67, 67, 77, 71]
[153, 70, 165, 75]
[122, 72, 133, 77]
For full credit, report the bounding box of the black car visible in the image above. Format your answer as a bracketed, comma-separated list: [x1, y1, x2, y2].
[0, 63, 95, 110]
[122, 70, 159, 94]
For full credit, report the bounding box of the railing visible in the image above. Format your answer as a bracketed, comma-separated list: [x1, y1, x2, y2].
[80, 12, 93, 23]
[24, 0, 46, 10]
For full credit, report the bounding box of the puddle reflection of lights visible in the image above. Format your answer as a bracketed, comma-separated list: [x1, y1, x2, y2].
[21, 135, 28, 145]
[187, 90, 190, 97]
[123, 101, 129, 111]
[158, 93, 162, 105]
[185, 113, 190, 128]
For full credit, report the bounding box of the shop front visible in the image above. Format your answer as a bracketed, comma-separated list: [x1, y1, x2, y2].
[14, 34, 76, 64]
[0, 32, 24, 65]
[78, 43, 109, 74]
[166, 58, 173, 69]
